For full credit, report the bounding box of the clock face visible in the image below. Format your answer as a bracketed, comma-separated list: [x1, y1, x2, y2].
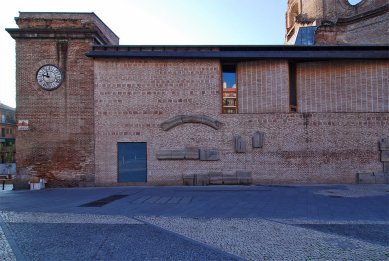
[36, 64, 63, 90]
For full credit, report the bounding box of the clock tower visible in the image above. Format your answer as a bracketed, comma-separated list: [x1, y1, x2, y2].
[7, 12, 119, 188]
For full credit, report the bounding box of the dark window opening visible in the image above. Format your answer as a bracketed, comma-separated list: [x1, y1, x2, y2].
[289, 63, 297, 112]
[222, 64, 237, 114]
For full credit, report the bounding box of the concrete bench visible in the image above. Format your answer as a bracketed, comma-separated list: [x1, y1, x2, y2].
[0, 174, 14, 190]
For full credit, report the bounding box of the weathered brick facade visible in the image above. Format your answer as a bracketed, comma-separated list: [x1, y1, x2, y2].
[297, 60, 389, 112]
[7, 13, 118, 188]
[286, 0, 389, 45]
[7, 12, 389, 187]
[238, 61, 289, 113]
[93, 58, 388, 186]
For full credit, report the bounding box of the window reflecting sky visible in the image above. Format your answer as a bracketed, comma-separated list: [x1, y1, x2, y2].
[223, 72, 236, 89]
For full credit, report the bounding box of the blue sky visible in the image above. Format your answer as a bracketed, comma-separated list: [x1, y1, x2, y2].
[0, 0, 288, 107]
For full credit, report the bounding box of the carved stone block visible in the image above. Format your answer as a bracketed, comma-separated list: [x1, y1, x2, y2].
[236, 171, 252, 185]
[185, 147, 200, 160]
[199, 149, 220, 161]
[223, 172, 238, 185]
[358, 172, 389, 184]
[374, 172, 389, 184]
[380, 138, 389, 151]
[183, 174, 196, 186]
[156, 150, 172, 160]
[195, 174, 210, 186]
[384, 163, 389, 173]
[156, 149, 185, 160]
[234, 135, 246, 153]
[252, 132, 264, 148]
[357, 172, 376, 184]
[209, 172, 223, 185]
[181, 115, 198, 124]
[381, 150, 389, 162]
[170, 150, 186, 160]
[160, 115, 223, 131]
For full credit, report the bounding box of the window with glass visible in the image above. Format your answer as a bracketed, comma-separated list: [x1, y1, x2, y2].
[222, 64, 237, 114]
[289, 63, 297, 112]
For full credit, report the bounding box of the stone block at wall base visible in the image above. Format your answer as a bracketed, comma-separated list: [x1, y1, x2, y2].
[183, 174, 196, 186]
[223, 173, 239, 185]
[357, 172, 389, 184]
[383, 163, 389, 172]
[13, 179, 30, 190]
[237, 171, 252, 185]
[79, 182, 96, 187]
[380, 150, 389, 162]
[374, 172, 389, 184]
[209, 172, 223, 185]
[196, 174, 210, 186]
[182, 171, 253, 186]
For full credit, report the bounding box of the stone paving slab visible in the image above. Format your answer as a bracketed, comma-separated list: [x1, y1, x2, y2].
[314, 184, 389, 198]
[138, 216, 389, 261]
[0, 226, 15, 261]
[0, 211, 141, 224]
[0, 211, 240, 261]
[0, 185, 388, 260]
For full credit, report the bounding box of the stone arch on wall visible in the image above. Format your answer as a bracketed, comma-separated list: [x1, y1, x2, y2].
[160, 115, 223, 131]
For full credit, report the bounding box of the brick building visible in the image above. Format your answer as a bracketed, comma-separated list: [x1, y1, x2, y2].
[6, 12, 389, 188]
[285, 0, 389, 45]
[0, 103, 16, 164]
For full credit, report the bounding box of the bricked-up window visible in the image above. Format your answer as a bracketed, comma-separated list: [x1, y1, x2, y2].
[222, 65, 238, 114]
[289, 63, 297, 112]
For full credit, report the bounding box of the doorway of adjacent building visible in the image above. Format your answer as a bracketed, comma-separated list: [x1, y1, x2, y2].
[118, 142, 147, 182]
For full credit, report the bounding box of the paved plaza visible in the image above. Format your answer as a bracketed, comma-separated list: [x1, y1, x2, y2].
[0, 184, 388, 260]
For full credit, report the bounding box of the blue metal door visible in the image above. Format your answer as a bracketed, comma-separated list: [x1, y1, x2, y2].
[118, 142, 147, 182]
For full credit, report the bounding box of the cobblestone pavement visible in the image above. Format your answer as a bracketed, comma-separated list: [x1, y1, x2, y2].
[0, 184, 388, 260]
[138, 217, 388, 260]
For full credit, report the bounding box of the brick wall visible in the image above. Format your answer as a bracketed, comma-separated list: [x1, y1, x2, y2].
[297, 60, 389, 112]
[323, 0, 388, 20]
[238, 61, 289, 113]
[94, 59, 221, 185]
[8, 12, 121, 188]
[15, 37, 95, 187]
[94, 58, 389, 185]
[318, 0, 389, 44]
[16, 12, 119, 44]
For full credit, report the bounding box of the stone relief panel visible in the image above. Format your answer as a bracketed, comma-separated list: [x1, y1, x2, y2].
[234, 135, 247, 153]
[252, 131, 265, 148]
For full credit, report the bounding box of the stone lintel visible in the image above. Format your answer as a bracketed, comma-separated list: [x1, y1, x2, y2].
[199, 149, 220, 161]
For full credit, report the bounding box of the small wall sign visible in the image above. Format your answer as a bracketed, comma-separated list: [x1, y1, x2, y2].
[18, 120, 30, 131]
